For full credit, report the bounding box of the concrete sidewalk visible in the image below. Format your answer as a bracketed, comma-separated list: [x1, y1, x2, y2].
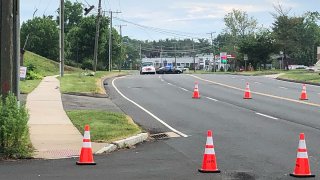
[26, 76, 104, 159]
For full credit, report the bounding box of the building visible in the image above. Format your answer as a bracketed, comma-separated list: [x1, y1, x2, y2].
[142, 53, 229, 71]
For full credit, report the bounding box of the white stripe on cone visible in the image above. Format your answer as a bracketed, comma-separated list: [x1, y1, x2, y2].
[205, 148, 216, 155]
[84, 131, 90, 139]
[297, 152, 308, 158]
[298, 140, 306, 149]
[82, 142, 92, 148]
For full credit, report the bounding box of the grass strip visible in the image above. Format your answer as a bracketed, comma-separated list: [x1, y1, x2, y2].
[67, 110, 141, 143]
[60, 71, 127, 94]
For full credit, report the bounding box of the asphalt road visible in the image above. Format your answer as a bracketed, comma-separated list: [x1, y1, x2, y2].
[1, 73, 320, 180]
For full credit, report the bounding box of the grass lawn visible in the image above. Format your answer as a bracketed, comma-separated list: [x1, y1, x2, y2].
[60, 71, 127, 94]
[279, 70, 320, 83]
[20, 51, 81, 94]
[20, 79, 42, 94]
[66, 110, 141, 142]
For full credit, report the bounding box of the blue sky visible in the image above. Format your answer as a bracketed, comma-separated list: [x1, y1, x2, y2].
[21, 0, 320, 40]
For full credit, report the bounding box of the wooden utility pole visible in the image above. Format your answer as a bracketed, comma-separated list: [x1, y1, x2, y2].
[116, 24, 126, 72]
[108, 10, 121, 72]
[1, 0, 14, 97]
[59, 0, 64, 77]
[93, 0, 102, 72]
[13, 0, 20, 99]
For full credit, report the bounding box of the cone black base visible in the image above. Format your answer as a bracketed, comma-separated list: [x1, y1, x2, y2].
[76, 162, 96, 165]
[290, 173, 315, 178]
[198, 169, 220, 173]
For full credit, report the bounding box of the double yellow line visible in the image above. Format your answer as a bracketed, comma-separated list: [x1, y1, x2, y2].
[188, 74, 320, 108]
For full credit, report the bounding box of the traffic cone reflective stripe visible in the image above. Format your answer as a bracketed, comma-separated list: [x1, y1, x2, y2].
[243, 82, 252, 99]
[76, 125, 96, 165]
[290, 133, 315, 177]
[193, 82, 200, 99]
[300, 84, 308, 100]
[198, 130, 220, 173]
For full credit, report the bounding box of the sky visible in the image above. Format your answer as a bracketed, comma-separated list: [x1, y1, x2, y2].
[20, 0, 320, 41]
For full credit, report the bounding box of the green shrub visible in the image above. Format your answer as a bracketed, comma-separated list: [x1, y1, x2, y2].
[81, 59, 93, 70]
[26, 70, 43, 80]
[0, 93, 32, 158]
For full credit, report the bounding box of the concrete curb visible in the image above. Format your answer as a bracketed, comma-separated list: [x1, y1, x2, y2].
[276, 77, 320, 86]
[95, 133, 149, 154]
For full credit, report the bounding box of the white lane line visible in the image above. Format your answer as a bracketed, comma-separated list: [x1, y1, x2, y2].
[112, 77, 188, 137]
[279, 86, 288, 90]
[180, 87, 188, 92]
[231, 77, 235, 79]
[254, 82, 261, 84]
[167, 83, 173, 85]
[255, 113, 278, 120]
[206, 97, 218, 102]
[161, 79, 164, 82]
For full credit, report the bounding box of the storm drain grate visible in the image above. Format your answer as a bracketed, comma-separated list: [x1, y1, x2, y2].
[150, 132, 180, 140]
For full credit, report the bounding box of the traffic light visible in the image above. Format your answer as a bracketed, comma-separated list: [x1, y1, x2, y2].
[84, 5, 94, 15]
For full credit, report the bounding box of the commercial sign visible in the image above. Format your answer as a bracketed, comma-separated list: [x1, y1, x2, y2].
[220, 52, 227, 63]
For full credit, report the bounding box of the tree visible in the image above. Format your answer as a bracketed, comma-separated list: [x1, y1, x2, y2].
[224, 9, 258, 41]
[21, 16, 59, 60]
[57, 0, 83, 34]
[272, 6, 320, 69]
[239, 30, 277, 69]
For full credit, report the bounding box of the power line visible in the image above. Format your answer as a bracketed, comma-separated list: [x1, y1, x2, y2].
[113, 17, 209, 39]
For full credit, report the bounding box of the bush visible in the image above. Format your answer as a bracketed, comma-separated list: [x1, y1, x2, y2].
[26, 70, 43, 80]
[0, 93, 32, 158]
[81, 59, 93, 70]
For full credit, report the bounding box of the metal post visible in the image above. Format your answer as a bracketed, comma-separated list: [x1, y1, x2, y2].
[93, 0, 102, 72]
[59, 0, 64, 77]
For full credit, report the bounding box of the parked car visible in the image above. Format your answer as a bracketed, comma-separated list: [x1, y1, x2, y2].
[140, 62, 156, 75]
[156, 66, 183, 74]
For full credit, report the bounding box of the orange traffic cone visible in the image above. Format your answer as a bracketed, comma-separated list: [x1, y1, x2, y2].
[243, 82, 252, 99]
[76, 125, 96, 165]
[198, 130, 220, 173]
[192, 82, 200, 99]
[290, 133, 315, 178]
[300, 84, 308, 100]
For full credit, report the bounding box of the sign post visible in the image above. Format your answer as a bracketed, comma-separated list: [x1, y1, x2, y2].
[244, 54, 248, 71]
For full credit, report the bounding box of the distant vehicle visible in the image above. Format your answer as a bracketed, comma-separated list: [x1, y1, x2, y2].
[140, 62, 156, 75]
[156, 66, 183, 74]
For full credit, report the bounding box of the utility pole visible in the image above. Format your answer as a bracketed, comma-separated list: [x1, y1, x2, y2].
[1, 0, 14, 97]
[174, 43, 177, 68]
[59, 0, 64, 77]
[93, 0, 102, 72]
[193, 41, 196, 72]
[13, 0, 20, 100]
[160, 45, 163, 67]
[116, 24, 126, 72]
[207, 32, 216, 72]
[108, 10, 121, 72]
[139, 44, 142, 61]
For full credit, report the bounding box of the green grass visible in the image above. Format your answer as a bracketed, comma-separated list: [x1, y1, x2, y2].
[23, 51, 60, 76]
[279, 70, 320, 83]
[66, 110, 141, 142]
[20, 79, 42, 94]
[60, 71, 127, 94]
[20, 51, 81, 93]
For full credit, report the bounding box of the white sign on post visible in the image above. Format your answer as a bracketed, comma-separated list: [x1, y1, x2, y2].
[244, 54, 248, 61]
[20, 66, 27, 79]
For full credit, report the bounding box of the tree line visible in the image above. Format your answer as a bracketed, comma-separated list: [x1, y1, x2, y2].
[21, 2, 320, 71]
